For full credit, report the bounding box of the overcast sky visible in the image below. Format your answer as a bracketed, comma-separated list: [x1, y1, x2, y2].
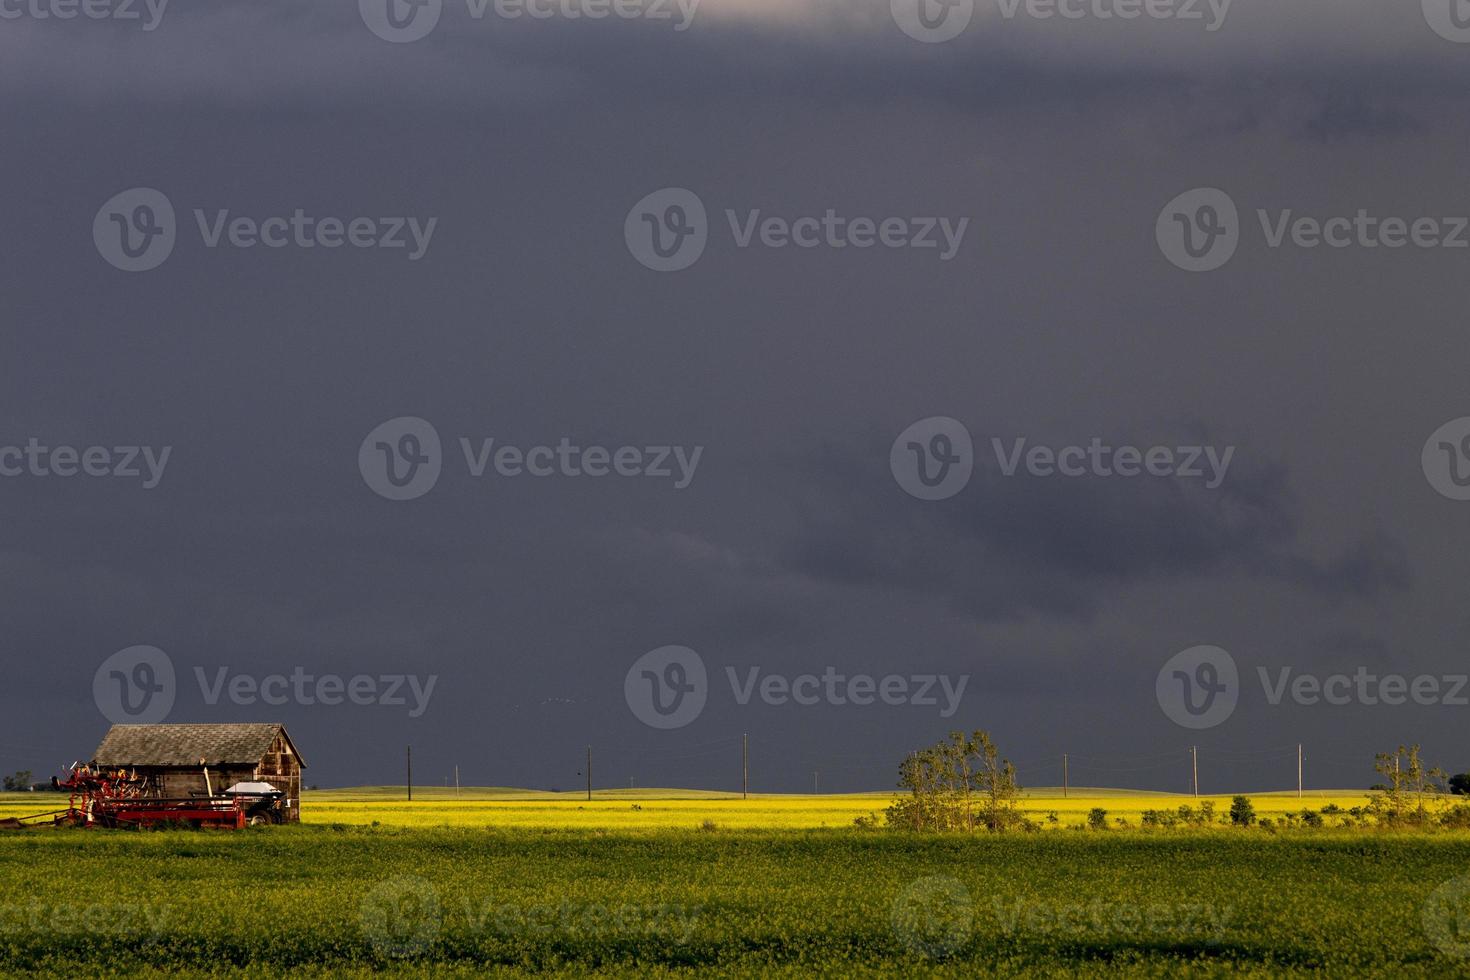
[2, 0, 1469, 794]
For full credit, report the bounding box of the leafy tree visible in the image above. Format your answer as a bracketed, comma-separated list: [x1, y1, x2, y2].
[1229, 795, 1256, 827]
[886, 731, 1021, 832]
[1369, 745, 1447, 827]
[1, 771, 31, 791]
[1448, 773, 1470, 796]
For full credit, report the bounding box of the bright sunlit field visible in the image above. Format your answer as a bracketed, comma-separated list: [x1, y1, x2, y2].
[2, 788, 1468, 976]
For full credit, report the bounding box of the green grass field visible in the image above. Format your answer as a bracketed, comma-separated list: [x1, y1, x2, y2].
[2, 788, 1468, 976]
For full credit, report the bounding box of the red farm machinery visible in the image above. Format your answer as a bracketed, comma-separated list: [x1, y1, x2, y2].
[1, 764, 287, 830]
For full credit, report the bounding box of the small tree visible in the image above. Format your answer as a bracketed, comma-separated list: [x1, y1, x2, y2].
[1369, 745, 1447, 827]
[1448, 773, 1470, 796]
[1229, 795, 1256, 827]
[1087, 807, 1108, 830]
[1, 771, 31, 792]
[886, 731, 1021, 832]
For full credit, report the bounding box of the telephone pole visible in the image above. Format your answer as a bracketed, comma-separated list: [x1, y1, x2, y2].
[1191, 746, 1199, 798]
[1297, 744, 1303, 799]
[454, 764, 460, 798]
[1063, 753, 1068, 799]
[586, 746, 592, 801]
[813, 771, 819, 795]
[406, 746, 413, 802]
[742, 733, 749, 800]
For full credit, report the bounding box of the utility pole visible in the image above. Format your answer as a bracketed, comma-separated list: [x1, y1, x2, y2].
[454, 764, 460, 798]
[1191, 746, 1199, 798]
[742, 733, 749, 800]
[407, 746, 412, 802]
[1063, 753, 1068, 799]
[1297, 745, 1303, 799]
[813, 771, 819, 795]
[586, 746, 592, 801]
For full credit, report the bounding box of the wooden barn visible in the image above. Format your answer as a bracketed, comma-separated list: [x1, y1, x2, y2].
[91, 723, 305, 822]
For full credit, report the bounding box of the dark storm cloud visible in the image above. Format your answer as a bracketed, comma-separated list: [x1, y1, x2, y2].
[779, 431, 1411, 623]
[0, 0, 1467, 792]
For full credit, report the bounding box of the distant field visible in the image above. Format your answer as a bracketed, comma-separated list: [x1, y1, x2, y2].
[304, 786, 1377, 831]
[0, 786, 1379, 831]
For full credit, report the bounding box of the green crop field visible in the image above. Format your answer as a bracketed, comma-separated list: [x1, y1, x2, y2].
[2, 789, 1470, 977]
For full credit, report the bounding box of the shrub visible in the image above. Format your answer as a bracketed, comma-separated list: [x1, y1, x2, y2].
[1087, 808, 1108, 831]
[1229, 796, 1256, 827]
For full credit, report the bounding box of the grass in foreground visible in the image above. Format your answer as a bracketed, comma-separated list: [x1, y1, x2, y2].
[0, 825, 1468, 976]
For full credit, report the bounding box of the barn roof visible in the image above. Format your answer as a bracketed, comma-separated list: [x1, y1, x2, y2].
[93, 724, 306, 768]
